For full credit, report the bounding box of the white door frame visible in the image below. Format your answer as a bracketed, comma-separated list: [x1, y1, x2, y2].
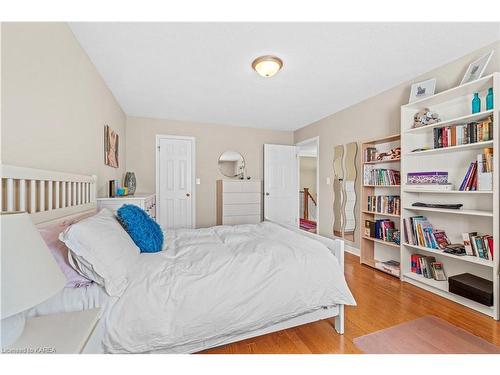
[155, 134, 196, 228]
[296, 136, 320, 231]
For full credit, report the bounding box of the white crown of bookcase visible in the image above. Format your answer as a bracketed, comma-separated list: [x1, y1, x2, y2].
[400, 72, 499, 320]
[0, 164, 97, 225]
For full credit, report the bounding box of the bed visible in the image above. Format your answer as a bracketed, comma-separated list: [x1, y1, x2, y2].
[1, 164, 356, 354]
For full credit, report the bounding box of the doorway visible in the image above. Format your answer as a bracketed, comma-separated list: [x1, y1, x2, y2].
[296, 137, 319, 234]
[156, 135, 196, 229]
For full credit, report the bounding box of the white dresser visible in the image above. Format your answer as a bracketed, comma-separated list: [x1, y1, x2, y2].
[216, 180, 262, 225]
[96, 193, 156, 219]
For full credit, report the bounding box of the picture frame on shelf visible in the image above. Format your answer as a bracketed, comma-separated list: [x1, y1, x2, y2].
[409, 78, 436, 103]
[460, 51, 494, 85]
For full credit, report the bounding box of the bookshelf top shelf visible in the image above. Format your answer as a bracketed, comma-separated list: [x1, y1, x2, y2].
[362, 134, 400, 145]
[405, 110, 494, 134]
[402, 74, 496, 109]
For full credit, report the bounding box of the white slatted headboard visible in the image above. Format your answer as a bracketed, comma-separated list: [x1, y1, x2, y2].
[1, 164, 97, 225]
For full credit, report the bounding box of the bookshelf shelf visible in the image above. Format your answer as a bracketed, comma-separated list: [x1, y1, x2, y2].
[403, 206, 493, 217]
[360, 134, 401, 278]
[406, 140, 493, 156]
[363, 184, 400, 188]
[362, 236, 400, 249]
[403, 243, 494, 267]
[405, 110, 494, 134]
[361, 210, 400, 218]
[401, 72, 499, 320]
[363, 158, 400, 165]
[403, 272, 495, 317]
[403, 188, 493, 194]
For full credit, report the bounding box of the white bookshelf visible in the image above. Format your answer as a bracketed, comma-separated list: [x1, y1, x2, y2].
[400, 73, 499, 320]
[360, 134, 401, 277]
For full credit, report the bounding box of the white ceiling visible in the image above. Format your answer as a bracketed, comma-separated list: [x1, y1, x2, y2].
[70, 23, 500, 131]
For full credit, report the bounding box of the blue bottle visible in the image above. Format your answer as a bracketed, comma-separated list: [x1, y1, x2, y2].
[472, 93, 481, 113]
[486, 88, 494, 110]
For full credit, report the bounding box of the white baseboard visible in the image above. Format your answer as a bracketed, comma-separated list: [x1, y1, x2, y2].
[344, 244, 360, 256]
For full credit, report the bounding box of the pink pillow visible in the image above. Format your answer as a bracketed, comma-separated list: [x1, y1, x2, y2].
[38, 212, 95, 288]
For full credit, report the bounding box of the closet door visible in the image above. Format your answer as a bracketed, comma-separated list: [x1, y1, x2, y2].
[264, 144, 298, 226]
[157, 137, 194, 229]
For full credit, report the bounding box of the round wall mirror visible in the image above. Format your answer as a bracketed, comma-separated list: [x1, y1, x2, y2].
[218, 151, 245, 178]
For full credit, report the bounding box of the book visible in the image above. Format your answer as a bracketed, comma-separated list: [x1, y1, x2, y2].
[433, 230, 450, 249]
[462, 232, 477, 256]
[431, 262, 447, 281]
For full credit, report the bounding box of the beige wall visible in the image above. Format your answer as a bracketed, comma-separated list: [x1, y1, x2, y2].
[299, 156, 317, 199]
[1, 22, 126, 197]
[294, 41, 500, 249]
[126, 116, 293, 228]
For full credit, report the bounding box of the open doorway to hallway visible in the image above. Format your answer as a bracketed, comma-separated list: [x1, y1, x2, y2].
[296, 137, 319, 234]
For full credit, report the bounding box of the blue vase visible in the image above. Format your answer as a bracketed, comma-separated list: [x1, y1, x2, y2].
[486, 88, 494, 110]
[472, 93, 481, 113]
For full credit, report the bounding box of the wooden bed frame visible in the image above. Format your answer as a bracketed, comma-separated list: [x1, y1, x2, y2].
[1, 164, 346, 353]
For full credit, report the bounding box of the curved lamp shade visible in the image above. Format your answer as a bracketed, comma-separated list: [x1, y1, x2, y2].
[1, 212, 66, 319]
[252, 55, 283, 78]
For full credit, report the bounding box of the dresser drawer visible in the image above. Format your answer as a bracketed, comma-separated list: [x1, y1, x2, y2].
[222, 215, 261, 225]
[223, 192, 261, 205]
[223, 203, 260, 216]
[223, 181, 261, 193]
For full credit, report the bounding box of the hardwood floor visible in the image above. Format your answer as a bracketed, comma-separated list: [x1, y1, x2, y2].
[201, 252, 500, 354]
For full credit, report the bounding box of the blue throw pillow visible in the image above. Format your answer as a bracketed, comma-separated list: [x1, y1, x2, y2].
[117, 204, 163, 253]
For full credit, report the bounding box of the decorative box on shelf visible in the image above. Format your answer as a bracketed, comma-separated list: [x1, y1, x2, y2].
[407, 171, 448, 185]
[96, 193, 156, 220]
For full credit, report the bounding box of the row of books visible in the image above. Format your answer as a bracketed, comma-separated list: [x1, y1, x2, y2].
[363, 166, 400, 186]
[459, 148, 493, 191]
[410, 254, 447, 281]
[403, 216, 450, 249]
[366, 195, 401, 215]
[364, 219, 400, 244]
[462, 232, 494, 260]
[432, 117, 493, 149]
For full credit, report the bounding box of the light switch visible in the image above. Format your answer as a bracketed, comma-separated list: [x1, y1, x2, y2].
[196, 178, 201, 185]
[326, 177, 331, 185]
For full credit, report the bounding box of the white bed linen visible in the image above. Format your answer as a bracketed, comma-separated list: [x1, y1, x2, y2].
[103, 222, 355, 353]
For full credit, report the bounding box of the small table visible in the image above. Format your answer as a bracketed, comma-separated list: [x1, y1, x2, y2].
[6, 308, 100, 354]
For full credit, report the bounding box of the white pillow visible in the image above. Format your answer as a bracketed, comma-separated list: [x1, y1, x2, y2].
[59, 208, 139, 296]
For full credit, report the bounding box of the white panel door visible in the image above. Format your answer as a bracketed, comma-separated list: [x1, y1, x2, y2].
[264, 144, 298, 226]
[158, 137, 194, 229]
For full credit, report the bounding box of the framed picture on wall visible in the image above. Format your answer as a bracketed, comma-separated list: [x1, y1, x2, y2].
[460, 50, 494, 85]
[409, 78, 436, 103]
[104, 124, 119, 168]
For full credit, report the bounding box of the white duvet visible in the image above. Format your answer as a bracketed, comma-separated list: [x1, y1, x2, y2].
[102, 222, 356, 353]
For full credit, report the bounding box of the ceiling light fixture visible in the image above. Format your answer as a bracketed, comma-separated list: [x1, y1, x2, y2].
[252, 55, 283, 78]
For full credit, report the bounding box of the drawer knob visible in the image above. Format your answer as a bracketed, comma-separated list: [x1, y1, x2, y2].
[265, 192, 270, 196]
[186, 193, 191, 197]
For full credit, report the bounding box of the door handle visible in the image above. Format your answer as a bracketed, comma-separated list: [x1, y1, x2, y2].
[186, 193, 191, 197]
[265, 192, 270, 196]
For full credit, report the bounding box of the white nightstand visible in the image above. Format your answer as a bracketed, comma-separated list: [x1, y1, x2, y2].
[97, 193, 156, 220]
[5, 308, 100, 354]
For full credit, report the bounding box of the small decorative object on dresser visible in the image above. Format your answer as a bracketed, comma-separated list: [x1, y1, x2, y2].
[409, 78, 436, 103]
[124, 172, 137, 195]
[460, 51, 494, 85]
[97, 193, 156, 220]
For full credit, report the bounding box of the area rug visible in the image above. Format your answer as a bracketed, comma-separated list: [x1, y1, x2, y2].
[354, 315, 500, 354]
